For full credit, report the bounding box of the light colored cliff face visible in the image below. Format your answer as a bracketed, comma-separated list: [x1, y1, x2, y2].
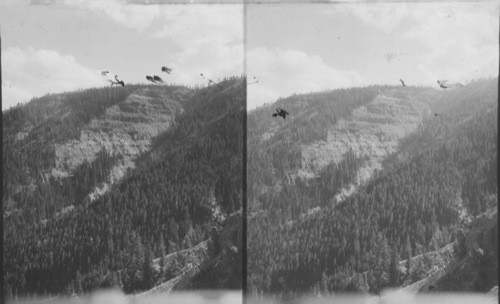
[298, 90, 433, 195]
[52, 88, 183, 200]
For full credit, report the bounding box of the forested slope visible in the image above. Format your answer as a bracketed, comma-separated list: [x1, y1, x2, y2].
[3, 76, 244, 297]
[248, 78, 497, 296]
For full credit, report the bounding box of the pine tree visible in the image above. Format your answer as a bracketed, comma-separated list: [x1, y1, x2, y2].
[75, 270, 83, 294]
[142, 245, 153, 290]
[405, 235, 412, 278]
[159, 237, 167, 278]
[123, 232, 145, 292]
[388, 249, 401, 287]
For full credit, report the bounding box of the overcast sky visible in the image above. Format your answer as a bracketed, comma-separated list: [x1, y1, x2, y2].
[247, 1, 499, 109]
[1, 0, 243, 110]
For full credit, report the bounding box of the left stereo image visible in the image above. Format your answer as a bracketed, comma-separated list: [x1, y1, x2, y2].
[1, 1, 244, 303]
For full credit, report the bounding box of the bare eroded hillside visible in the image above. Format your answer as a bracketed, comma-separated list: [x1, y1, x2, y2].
[52, 87, 184, 200]
[298, 89, 436, 201]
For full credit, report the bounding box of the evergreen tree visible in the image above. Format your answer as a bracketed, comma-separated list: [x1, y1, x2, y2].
[388, 249, 401, 287]
[159, 238, 167, 279]
[405, 236, 412, 278]
[142, 245, 153, 290]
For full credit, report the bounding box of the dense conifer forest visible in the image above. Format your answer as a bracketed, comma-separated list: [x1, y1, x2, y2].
[248, 79, 497, 296]
[3, 77, 244, 297]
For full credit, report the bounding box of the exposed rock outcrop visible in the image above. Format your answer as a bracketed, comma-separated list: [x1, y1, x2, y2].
[53, 88, 183, 201]
[299, 90, 433, 182]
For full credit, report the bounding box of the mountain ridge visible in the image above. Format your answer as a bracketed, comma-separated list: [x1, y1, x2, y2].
[248, 78, 497, 295]
[3, 77, 244, 297]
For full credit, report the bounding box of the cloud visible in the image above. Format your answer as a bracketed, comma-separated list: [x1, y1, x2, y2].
[2, 47, 106, 110]
[2, 82, 33, 110]
[22, 1, 243, 88]
[247, 47, 362, 109]
[151, 5, 244, 86]
[337, 3, 411, 33]
[1, 3, 244, 109]
[62, 2, 245, 86]
[402, 2, 499, 83]
[337, 2, 498, 84]
[61, 0, 161, 31]
[321, 2, 498, 87]
[153, 5, 241, 43]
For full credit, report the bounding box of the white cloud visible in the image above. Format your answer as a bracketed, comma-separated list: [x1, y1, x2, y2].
[2, 47, 106, 110]
[153, 6, 241, 43]
[1, 3, 244, 109]
[337, 2, 498, 84]
[152, 5, 244, 86]
[58, 2, 244, 85]
[2, 82, 33, 110]
[402, 2, 499, 83]
[247, 47, 362, 109]
[337, 3, 411, 33]
[61, 0, 161, 31]
[323, 2, 498, 86]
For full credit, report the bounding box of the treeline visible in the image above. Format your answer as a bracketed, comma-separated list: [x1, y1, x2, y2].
[248, 80, 497, 296]
[4, 77, 244, 297]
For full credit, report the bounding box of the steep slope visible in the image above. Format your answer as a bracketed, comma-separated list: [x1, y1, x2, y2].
[248, 86, 437, 215]
[432, 206, 498, 292]
[138, 211, 242, 297]
[299, 89, 433, 180]
[3, 77, 244, 298]
[53, 87, 184, 202]
[53, 87, 184, 177]
[3, 85, 192, 216]
[248, 78, 497, 296]
[395, 206, 497, 294]
[297, 88, 436, 206]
